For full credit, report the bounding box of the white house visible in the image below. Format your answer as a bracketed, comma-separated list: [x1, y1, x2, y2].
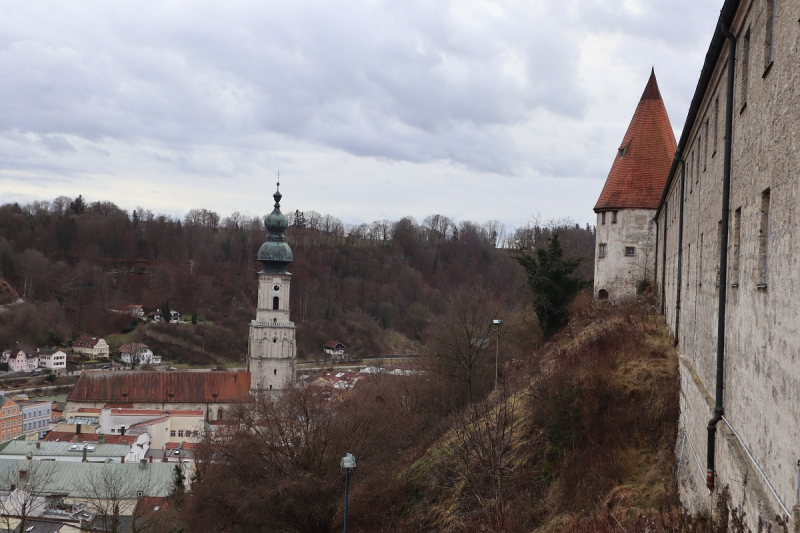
[322, 341, 346, 358]
[1, 344, 39, 372]
[118, 343, 161, 366]
[126, 304, 145, 317]
[17, 400, 52, 439]
[37, 348, 67, 372]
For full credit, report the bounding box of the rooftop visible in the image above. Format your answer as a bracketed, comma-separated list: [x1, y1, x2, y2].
[594, 69, 677, 212]
[0, 440, 131, 458]
[43, 432, 137, 445]
[68, 371, 253, 404]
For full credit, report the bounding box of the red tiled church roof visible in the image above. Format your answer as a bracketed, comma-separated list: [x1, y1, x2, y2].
[594, 69, 677, 212]
[68, 371, 253, 404]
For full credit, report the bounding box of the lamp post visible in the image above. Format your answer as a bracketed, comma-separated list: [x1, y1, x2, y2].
[340, 453, 357, 533]
[492, 319, 502, 389]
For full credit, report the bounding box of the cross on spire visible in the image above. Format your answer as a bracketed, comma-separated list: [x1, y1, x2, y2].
[276, 171, 280, 191]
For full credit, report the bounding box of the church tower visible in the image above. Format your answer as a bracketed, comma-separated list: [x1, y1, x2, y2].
[594, 69, 676, 302]
[248, 180, 296, 394]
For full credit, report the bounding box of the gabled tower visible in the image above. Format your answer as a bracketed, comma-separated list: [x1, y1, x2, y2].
[248, 180, 296, 394]
[594, 69, 677, 302]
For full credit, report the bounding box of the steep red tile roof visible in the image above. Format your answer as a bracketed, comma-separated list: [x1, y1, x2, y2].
[68, 371, 253, 404]
[594, 69, 677, 211]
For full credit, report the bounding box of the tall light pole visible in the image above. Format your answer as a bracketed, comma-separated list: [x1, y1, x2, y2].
[492, 319, 502, 389]
[340, 453, 357, 533]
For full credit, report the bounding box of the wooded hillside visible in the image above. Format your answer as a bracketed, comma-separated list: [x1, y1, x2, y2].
[0, 196, 594, 363]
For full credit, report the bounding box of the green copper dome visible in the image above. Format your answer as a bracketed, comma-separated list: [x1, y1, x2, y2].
[257, 185, 293, 273]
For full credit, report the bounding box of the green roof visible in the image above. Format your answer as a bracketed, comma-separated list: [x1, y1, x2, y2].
[0, 441, 131, 458]
[0, 459, 177, 498]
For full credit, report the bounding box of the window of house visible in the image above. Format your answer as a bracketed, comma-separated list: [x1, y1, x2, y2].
[611, 211, 618, 224]
[274, 369, 277, 375]
[741, 28, 750, 111]
[732, 208, 742, 286]
[713, 97, 719, 156]
[170, 430, 176, 437]
[598, 243, 607, 258]
[178, 430, 184, 437]
[601, 212, 606, 225]
[625, 247, 635, 256]
[272, 297, 279, 311]
[764, 0, 776, 72]
[758, 188, 771, 287]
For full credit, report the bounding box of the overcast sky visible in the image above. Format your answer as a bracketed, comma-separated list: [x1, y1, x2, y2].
[0, 0, 722, 230]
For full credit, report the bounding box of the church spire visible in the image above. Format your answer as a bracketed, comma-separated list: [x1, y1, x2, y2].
[257, 174, 293, 273]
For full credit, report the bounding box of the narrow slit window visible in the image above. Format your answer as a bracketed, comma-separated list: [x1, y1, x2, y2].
[741, 28, 750, 109]
[764, 0, 776, 71]
[272, 297, 279, 310]
[601, 212, 606, 225]
[698, 233, 704, 287]
[713, 97, 719, 156]
[758, 188, 771, 287]
[732, 207, 742, 286]
[704, 122, 709, 170]
[611, 211, 618, 224]
[598, 243, 607, 258]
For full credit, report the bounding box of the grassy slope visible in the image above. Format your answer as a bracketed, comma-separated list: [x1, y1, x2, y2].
[388, 303, 679, 532]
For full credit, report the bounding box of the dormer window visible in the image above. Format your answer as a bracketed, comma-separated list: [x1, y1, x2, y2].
[618, 141, 630, 158]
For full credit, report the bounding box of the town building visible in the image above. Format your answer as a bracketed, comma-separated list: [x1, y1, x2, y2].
[0, 397, 22, 442]
[17, 399, 52, 439]
[248, 182, 297, 394]
[594, 69, 677, 302]
[0, 440, 143, 463]
[322, 340, 346, 358]
[118, 343, 161, 366]
[127, 304, 145, 317]
[654, 0, 799, 528]
[66, 371, 252, 421]
[1, 343, 39, 372]
[37, 348, 67, 372]
[72, 337, 109, 359]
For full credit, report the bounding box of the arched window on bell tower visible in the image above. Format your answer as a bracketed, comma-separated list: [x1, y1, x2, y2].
[273, 297, 279, 310]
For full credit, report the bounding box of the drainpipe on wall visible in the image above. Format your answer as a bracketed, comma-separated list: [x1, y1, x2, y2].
[661, 202, 668, 315]
[707, 22, 736, 493]
[675, 159, 687, 346]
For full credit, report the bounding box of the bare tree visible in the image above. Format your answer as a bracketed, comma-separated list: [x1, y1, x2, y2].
[427, 285, 502, 404]
[0, 459, 57, 532]
[76, 463, 174, 533]
[434, 387, 519, 525]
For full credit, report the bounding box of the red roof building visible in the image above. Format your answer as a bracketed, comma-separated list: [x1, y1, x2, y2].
[594, 69, 677, 212]
[593, 69, 677, 303]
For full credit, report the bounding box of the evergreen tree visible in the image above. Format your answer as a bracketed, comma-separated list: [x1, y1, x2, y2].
[161, 299, 171, 322]
[515, 233, 582, 338]
[69, 195, 87, 214]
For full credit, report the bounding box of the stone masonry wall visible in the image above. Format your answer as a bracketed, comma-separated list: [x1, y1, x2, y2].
[656, 1, 800, 527]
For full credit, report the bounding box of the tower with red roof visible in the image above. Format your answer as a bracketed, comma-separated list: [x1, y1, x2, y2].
[594, 69, 676, 302]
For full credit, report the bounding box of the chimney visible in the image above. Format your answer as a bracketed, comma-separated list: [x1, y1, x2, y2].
[120, 425, 126, 436]
[149, 456, 153, 463]
[19, 469, 27, 480]
[139, 459, 147, 469]
[35, 442, 40, 449]
[99, 434, 105, 444]
[82, 447, 87, 463]
[76, 423, 82, 435]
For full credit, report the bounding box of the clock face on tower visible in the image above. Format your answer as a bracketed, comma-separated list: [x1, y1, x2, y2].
[272, 284, 281, 292]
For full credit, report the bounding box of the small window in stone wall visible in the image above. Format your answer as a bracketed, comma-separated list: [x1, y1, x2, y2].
[598, 244, 607, 258]
[612, 211, 618, 224]
[601, 212, 606, 225]
[625, 247, 635, 257]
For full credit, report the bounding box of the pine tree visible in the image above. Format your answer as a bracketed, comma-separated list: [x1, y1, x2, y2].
[515, 233, 582, 338]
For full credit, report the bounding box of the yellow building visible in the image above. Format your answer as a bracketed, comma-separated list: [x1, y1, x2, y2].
[0, 397, 23, 442]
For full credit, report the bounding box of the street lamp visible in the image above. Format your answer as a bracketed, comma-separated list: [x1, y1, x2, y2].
[492, 319, 502, 389]
[340, 453, 357, 533]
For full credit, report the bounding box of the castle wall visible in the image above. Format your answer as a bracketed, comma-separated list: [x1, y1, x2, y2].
[594, 208, 656, 302]
[656, 0, 800, 526]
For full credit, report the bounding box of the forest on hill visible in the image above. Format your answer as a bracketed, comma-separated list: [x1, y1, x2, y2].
[0, 195, 594, 363]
